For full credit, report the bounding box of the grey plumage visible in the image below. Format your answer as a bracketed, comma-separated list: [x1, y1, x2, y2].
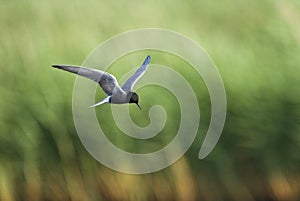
[52, 55, 151, 109]
[122, 55, 151, 92]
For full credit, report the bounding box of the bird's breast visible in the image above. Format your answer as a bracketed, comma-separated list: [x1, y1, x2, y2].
[110, 92, 130, 104]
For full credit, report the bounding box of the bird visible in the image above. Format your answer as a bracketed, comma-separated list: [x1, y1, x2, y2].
[52, 55, 151, 110]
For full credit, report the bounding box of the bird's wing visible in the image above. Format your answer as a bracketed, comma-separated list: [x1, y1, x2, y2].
[121, 55, 151, 92]
[52, 65, 123, 95]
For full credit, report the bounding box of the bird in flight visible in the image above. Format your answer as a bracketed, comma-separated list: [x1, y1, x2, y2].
[52, 55, 151, 110]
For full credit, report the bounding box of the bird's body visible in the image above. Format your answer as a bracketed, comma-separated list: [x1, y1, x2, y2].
[52, 55, 151, 109]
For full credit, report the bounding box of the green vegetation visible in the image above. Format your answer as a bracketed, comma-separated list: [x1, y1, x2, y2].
[1, 0, 300, 200]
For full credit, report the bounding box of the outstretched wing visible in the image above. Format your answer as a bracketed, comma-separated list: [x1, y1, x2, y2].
[122, 55, 151, 92]
[52, 65, 123, 95]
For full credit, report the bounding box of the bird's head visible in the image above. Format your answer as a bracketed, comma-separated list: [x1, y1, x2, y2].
[128, 92, 141, 110]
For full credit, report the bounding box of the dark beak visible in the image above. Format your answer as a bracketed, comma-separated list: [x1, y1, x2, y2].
[136, 103, 142, 110]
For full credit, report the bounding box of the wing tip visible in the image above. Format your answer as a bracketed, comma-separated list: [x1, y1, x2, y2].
[52, 64, 61, 69]
[143, 55, 151, 65]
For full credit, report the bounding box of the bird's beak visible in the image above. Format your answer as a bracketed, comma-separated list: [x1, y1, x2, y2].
[136, 103, 142, 110]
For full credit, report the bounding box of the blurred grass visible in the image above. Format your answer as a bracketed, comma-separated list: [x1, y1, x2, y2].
[1, 0, 300, 200]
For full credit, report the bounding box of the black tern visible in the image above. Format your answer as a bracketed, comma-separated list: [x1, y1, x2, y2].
[52, 55, 151, 109]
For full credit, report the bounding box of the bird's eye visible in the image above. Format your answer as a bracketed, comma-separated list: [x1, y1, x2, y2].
[132, 94, 138, 101]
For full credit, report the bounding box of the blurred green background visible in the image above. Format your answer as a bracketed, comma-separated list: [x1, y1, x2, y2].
[1, 0, 300, 200]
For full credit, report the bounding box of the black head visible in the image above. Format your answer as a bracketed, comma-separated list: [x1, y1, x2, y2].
[129, 92, 141, 110]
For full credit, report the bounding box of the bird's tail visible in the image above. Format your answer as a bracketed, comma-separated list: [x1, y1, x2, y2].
[89, 96, 110, 108]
